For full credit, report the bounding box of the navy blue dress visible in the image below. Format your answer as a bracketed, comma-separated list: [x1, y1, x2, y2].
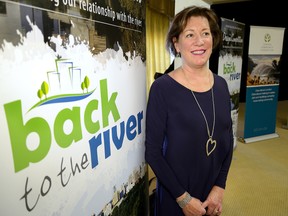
[145, 74, 233, 216]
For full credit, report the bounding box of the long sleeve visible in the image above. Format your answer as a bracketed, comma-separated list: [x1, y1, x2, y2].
[214, 78, 234, 189]
[145, 79, 186, 199]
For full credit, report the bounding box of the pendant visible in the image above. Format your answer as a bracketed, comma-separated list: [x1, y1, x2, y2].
[206, 137, 217, 156]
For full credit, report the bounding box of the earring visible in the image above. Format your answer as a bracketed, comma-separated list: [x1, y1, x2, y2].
[176, 52, 181, 57]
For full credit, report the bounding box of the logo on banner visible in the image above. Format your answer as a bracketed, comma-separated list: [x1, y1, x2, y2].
[264, 33, 271, 42]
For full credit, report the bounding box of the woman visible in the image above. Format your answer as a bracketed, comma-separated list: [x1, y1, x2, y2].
[145, 6, 234, 216]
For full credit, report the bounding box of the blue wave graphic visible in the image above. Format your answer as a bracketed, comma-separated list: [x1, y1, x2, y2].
[40, 92, 94, 105]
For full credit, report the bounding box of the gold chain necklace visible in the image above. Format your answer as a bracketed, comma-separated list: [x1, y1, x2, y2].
[182, 68, 217, 156]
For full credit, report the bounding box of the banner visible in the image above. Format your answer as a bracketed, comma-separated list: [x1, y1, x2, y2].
[242, 25, 285, 143]
[217, 18, 245, 148]
[0, 0, 148, 215]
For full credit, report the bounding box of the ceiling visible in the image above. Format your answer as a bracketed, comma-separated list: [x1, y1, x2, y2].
[203, 0, 252, 4]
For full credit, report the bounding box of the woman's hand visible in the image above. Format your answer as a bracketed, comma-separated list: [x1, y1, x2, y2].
[177, 192, 206, 216]
[183, 197, 207, 216]
[202, 186, 224, 215]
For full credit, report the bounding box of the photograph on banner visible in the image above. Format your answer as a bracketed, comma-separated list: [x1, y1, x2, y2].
[247, 55, 280, 86]
[217, 17, 245, 148]
[0, 0, 148, 215]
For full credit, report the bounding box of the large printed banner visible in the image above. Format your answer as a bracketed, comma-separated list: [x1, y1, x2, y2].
[243, 25, 285, 142]
[0, 0, 147, 215]
[217, 18, 245, 148]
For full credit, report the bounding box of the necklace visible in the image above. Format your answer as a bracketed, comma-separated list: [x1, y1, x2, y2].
[182, 69, 217, 156]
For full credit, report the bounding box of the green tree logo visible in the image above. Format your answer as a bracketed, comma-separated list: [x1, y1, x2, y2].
[81, 76, 90, 93]
[264, 33, 271, 42]
[37, 81, 49, 100]
[37, 89, 43, 101]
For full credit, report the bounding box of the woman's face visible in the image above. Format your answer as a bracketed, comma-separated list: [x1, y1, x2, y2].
[174, 16, 213, 68]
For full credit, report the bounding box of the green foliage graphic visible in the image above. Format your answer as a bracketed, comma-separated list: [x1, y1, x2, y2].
[82, 76, 90, 93]
[41, 81, 49, 99]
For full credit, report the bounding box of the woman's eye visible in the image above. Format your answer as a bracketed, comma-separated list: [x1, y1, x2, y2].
[186, 34, 194, 38]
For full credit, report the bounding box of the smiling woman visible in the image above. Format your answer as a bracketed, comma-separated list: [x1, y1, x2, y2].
[145, 5, 234, 216]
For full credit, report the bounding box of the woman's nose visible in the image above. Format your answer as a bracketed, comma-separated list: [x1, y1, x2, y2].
[194, 34, 204, 45]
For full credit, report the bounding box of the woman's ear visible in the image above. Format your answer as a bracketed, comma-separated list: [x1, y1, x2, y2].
[173, 37, 179, 53]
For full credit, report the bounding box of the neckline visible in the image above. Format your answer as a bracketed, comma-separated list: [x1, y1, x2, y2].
[167, 73, 215, 93]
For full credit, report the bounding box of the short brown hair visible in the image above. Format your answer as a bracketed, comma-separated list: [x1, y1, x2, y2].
[166, 6, 222, 56]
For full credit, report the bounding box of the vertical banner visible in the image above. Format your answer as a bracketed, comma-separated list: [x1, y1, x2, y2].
[0, 0, 148, 215]
[217, 18, 245, 148]
[243, 25, 285, 143]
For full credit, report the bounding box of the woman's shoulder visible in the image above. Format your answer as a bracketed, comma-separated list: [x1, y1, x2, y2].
[213, 73, 228, 86]
[151, 74, 173, 88]
[212, 73, 230, 96]
[149, 73, 183, 99]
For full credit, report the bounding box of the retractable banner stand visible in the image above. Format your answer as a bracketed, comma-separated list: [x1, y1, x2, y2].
[242, 25, 285, 143]
[0, 0, 148, 215]
[217, 18, 245, 149]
